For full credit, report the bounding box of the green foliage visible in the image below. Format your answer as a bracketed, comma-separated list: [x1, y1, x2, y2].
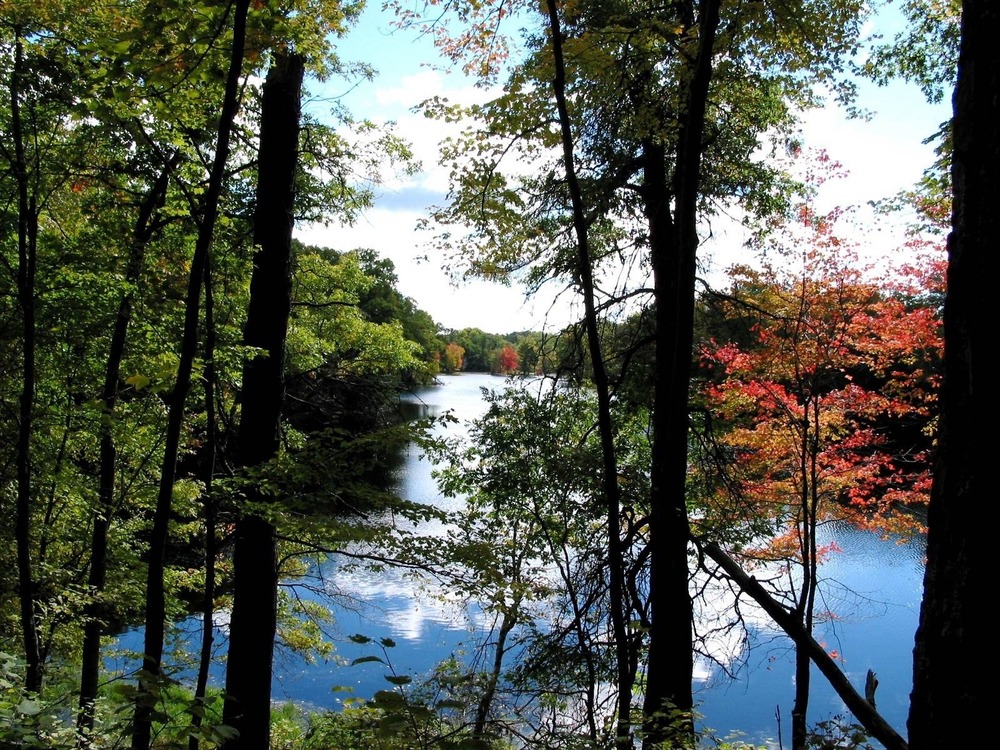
[805, 714, 875, 749]
[862, 0, 959, 104]
[266, 635, 504, 750]
[419, 382, 652, 746]
[0, 0, 957, 747]
[0, 651, 238, 749]
[861, 1, 958, 233]
[0, 653, 82, 748]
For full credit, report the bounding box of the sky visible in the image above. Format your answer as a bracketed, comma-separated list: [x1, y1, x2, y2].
[294, 3, 953, 335]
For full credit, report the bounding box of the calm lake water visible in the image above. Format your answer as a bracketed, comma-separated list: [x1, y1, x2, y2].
[112, 373, 924, 748]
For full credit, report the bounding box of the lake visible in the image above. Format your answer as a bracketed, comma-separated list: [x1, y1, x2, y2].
[111, 372, 924, 748]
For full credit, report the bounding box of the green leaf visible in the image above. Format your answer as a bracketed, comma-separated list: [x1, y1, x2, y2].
[379, 636, 397, 648]
[371, 690, 406, 709]
[383, 674, 412, 686]
[16, 699, 41, 716]
[126, 373, 151, 390]
[377, 714, 409, 737]
[348, 634, 372, 644]
[350, 655, 384, 666]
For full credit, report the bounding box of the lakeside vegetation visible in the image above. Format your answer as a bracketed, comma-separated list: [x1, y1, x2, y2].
[0, 1, 989, 749]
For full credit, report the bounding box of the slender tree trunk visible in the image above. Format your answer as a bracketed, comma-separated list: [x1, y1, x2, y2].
[221, 51, 304, 750]
[10, 29, 44, 695]
[473, 607, 518, 738]
[791, 401, 819, 750]
[78, 159, 174, 738]
[189, 253, 219, 750]
[543, 4, 634, 747]
[643, 1, 720, 745]
[907, 2, 993, 747]
[131, 3, 250, 748]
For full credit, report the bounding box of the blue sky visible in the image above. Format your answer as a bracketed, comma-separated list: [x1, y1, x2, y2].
[295, 3, 952, 335]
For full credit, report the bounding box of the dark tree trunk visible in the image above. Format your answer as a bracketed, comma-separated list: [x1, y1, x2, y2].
[10, 29, 43, 695]
[907, 2, 993, 747]
[543, 4, 634, 747]
[790, 404, 820, 750]
[221, 52, 304, 750]
[642, 0, 720, 745]
[131, 3, 250, 748]
[78, 159, 174, 737]
[791, 647, 810, 749]
[189, 252, 219, 750]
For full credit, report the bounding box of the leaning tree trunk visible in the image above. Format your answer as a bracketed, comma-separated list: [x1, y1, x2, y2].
[907, 2, 993, 748]
[131, 3, 250, 748]
[642, 0, 720, 746]
[220, 51, 304, 750]
[703, 541, 907, 750]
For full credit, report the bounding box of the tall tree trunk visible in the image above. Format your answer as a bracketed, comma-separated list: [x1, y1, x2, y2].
[907, 1, 993, 747]
[221, 51, 304, 750]
[543, 4, 634, 747]
[78, 158, 174, 737]
[643, 0, 720, 745]
[10, 29, 43, 695]
[189, 252, 219, 750]
[131, 3, 250, 748]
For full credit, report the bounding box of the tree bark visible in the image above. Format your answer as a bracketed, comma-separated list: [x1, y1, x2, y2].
[221, 51, 304, 750]
[543, 4, 635, 747]
[131, 2, 250, 748]
[642, 1, 720, 745]
[907, 1, 993, 747]
[10, 28, 44, 695]
[189, 251, 219, 750]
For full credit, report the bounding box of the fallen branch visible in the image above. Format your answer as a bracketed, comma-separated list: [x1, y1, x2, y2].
[699, 540, 908, 750]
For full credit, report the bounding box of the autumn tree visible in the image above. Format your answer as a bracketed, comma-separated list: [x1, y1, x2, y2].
[492, 343, 519, 375]
[698, 215, 943, 747]
[442, 342, 465, 373]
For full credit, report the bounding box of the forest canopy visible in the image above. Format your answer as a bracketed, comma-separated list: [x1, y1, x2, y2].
[0, 1, 988, 749]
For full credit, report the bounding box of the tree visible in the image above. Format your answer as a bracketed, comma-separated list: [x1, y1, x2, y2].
[442, 342, 465, 373]
[8, 18, 46, 696]
[77, 157, 177, 736]
[452, 328, 508, 372]
[493, 343, 519, 375]
[907, 2, 993, 747]
[537, 6, 638, 747]
[412, 2, 875, 742]
[425, 383, 651, 748]
[698, 221, 942, 748]
[131, 1, 253, 746]
[221, 51, 304, 750]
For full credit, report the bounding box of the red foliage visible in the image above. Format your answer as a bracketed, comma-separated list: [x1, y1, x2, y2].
[495, 343, 519, 375]
[698, 212, 944, 548]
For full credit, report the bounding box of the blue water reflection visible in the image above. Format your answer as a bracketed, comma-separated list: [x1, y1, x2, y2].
[110, 373, 923, 748]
